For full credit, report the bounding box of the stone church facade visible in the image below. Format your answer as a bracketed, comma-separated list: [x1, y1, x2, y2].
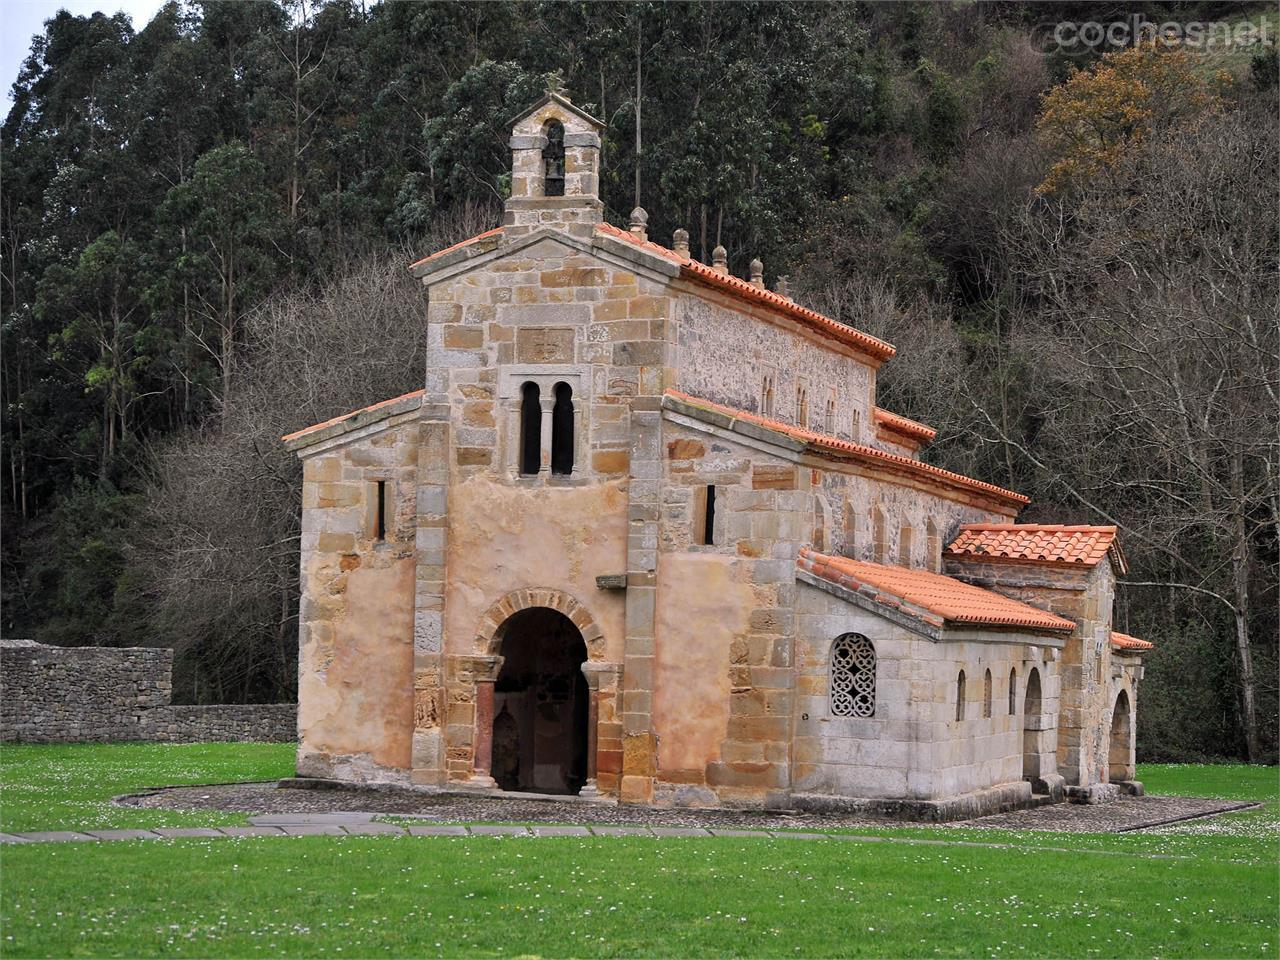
[282, 93, 1152, 819]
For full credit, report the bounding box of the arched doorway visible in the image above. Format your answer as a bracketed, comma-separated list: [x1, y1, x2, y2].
[1109, 690, 1132, 782]
[490, 607, 589, 795]
[1022, 668, 1042, 782]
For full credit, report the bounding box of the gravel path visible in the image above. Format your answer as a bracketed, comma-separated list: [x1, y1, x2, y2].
[114, 780, 1257, 834]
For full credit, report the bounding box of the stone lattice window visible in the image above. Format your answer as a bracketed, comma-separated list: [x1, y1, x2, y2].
[761, 374, 776, 417]
[830, 634, 876, 718]
[824, 392, 837, 434]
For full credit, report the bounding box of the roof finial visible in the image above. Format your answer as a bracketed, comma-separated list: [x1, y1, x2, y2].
[672, 228, 690, 259]
[544, 70, 567, 98]
[774, 275, 790, 299]
[628, 206, 648, 242]
[712, 244, 728, 275]
[749, 257, 764, 289]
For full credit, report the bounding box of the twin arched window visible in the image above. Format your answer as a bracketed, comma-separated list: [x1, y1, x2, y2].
[518, 380, 574, 475]
[830, 634, 876, 718]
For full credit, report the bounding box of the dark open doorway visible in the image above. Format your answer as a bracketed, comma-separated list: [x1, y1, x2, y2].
[491, 607, 589, 795]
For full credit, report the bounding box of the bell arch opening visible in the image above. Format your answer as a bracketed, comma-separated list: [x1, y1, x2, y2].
[1022, 667, 1042, 781]
[1109, 689, 1133, 782]
[490, 607, 589, 795]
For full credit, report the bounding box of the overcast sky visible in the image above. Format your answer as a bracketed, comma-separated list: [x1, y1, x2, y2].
[2, 0, 167, 118]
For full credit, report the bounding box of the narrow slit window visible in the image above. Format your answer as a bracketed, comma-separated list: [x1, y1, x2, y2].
[374, 480, 387, 541]
[702, 485, 717, 545]
[543, 120, 565, 197]
[983, 669, 993, 718]
[956, 670, 967, 721]
[1009, 668, 1017, 716]
[551, 381, 574, 475]
[519, 381, 541, 475]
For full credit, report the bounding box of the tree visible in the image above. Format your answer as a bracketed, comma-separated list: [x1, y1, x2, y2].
[154, 143, 281, 418]
[1035, 40, 1228, 194]
[37, 231, 152, 476]
[997, 104, 1278, 760]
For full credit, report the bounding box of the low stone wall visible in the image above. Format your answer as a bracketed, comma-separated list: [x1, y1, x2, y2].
[0, 639, 295, 744]
[149, 704, 297, 744]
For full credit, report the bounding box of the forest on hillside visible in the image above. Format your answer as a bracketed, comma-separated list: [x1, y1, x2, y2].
[2, 0, 1276, 761]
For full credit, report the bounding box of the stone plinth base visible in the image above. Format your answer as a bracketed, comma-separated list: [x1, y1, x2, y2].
[1065, 782, 1121, 804]
[1111, 779, 1144, 797]
[792, 780, 1037, 823]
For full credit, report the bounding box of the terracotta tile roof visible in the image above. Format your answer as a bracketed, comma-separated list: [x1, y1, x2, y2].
[945, 524, 1127, 574]
[596, 222, 896, 362]
[1111, 631, 1154, 652]
[282, 389, 425, 444]
[798, 548, 1075, 633]
[664, 390, 1029, 507]
[874, 407, 937, 446]
[409, 227, 504, 269]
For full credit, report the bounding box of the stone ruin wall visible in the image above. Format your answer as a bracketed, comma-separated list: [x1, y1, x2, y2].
[0, 639, 296, 744]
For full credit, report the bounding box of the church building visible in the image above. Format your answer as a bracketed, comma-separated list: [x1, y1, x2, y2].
[282, 92, 1152, 819]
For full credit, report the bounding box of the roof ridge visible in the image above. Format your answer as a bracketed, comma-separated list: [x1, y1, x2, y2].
[797, 548, 1075, 634]
[664, 390, 1028, 506]
[595, 223, 896, 362]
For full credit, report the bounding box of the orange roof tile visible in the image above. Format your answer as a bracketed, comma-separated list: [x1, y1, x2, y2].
[1111, 631, 1154, 652]
[282, 389, 425, 444]
[409, 227, 504, 269]
[874, 407, 937, 446]
[798, 548, 1076, 633]
[596, 222, 896, 362]
[665, 390, 1029, 506]
[945, 524, 1127, 574]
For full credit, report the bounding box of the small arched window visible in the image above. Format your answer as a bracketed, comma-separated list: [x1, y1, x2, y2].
[812, 497, 828, 552]
[824, 393, 836, 435]
[872, 506, 887, 564]
[983, 669, 993, 718]
[761, 374, 775, 417]
[796, 384, 809, 427]
[898, 523, 914, 567]
[1008, 668, 1017, 716]
[843, 499, 857, 558]
[830, 634, 875, 718]
[543, 120, 565, 197]
[956, 670, 967, 721]
[926, 518, 941, 572]
[551, 381, 574, 475]
[519, 381, 541, 475]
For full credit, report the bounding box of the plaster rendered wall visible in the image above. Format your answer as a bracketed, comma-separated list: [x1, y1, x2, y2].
[673, 294, 876, 444]
[417, 227, 672, 791]
[654, 417, 808, 807]
[295, 421, 419, 784]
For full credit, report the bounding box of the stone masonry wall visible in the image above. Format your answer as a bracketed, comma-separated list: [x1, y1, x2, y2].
[0, 639, 295, 744]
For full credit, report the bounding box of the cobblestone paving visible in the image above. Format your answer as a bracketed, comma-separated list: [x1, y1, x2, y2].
[103, 780, 1260, 835]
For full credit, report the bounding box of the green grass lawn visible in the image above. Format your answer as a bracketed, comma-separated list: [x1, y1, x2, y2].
[1, 746, 1277, 958]
[0, 742, 295, 832]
